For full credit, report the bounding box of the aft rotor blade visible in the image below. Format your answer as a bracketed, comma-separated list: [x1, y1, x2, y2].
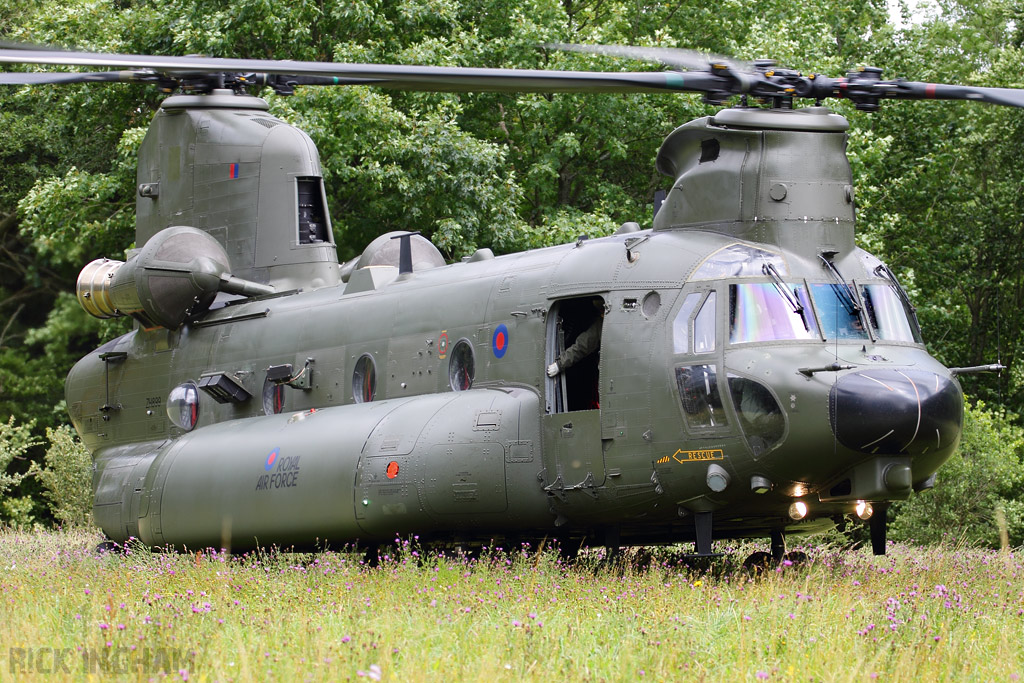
[544, 43, 736, 72]
[0, 70, 144, 85]
[802, 73, 1024, 110]
[0, 47, 726, 94]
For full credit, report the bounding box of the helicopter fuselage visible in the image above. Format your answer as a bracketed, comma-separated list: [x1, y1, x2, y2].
[64, 92, 963, 553]
[67, 226, 961, 551]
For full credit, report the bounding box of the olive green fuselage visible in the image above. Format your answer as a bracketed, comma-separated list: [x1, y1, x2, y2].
[65, 96, 962, 551]
[67, 227, 958, 550]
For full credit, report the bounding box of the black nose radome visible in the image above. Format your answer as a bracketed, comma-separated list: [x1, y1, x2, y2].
[830, 369, 962, 455]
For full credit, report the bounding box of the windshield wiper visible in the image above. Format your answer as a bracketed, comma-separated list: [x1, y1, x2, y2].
[819, 254, 860, 316]
[762, 262, 810, 330]
[873, 264, 921, 327]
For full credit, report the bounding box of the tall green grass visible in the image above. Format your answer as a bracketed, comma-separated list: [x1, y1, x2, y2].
[1, 529, 1021, 681]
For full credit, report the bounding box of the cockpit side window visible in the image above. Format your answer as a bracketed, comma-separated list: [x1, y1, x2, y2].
[672, 292, 703, 354]
[694, 292, 717, 353]
[861, 284, 923, 343]
[727, 374, 785, 457]
[675, 364, 727, 429]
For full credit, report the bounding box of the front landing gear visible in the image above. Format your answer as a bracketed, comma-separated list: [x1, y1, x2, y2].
[869, 504, 889, 555]
[743, 530, 808, 572]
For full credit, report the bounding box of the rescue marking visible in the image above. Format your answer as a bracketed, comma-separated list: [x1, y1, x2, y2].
[492, 324, 509, 358]
[656, 455, 671, 464]
[672, 448, 724, 463]
[438, 330, 449, 359]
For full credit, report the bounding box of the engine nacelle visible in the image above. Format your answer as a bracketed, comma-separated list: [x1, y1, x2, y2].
[76, 225, 273, 329]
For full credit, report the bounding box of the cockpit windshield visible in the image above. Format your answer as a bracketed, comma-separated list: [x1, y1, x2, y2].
[862, 284, 923, 343]
[810, 283, 869, 340]
[729, 283, 819, 343]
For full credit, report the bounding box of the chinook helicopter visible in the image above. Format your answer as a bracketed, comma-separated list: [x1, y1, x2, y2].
[2, 43, 1019, 564]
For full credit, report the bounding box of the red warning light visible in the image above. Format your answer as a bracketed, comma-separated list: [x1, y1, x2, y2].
[386, 461, 400, 479]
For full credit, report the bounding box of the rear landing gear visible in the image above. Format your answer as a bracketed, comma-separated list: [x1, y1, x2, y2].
[94, 540, 120, 555]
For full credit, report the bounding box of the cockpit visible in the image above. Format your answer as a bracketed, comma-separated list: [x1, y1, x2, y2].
[674, 243, 923, 348]
[670, 243, 925, 458]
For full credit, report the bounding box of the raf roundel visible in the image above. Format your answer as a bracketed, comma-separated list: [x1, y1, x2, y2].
[265, 448, 280, 472]
[492, 324, 509, 359]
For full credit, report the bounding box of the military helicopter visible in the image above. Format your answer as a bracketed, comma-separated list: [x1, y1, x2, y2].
[2, 43, 1018, 564]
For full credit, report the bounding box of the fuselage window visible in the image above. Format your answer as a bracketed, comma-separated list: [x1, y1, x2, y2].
[167, 381, 199, 431]
[729, 283, 818, 343]
[693, 292, 717, 353]
[672, 292, 703, 354]
[675, 364, 727, 428]
[810, 283, 869, 340]
[449, 339, 475, 391]
[861, 284, 923, 343]
[352, 354, 377, 403]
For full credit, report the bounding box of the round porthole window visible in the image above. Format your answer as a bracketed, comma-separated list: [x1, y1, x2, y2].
[448, 339, 475, 391]
[353, 354, 377, 403]
[167, 381, 199, 431]
[263, 377, 285, 415]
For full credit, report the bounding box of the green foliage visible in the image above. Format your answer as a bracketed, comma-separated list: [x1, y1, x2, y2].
[852, 1, 1024, 411]
[35, 425, 94, 527]
[891, 400, 1024, 547]
[0, 416, 40, 525]
[0, 416, 37, 491]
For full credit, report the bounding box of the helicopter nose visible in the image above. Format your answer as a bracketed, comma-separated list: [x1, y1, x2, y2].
[830, 369, 962, 455]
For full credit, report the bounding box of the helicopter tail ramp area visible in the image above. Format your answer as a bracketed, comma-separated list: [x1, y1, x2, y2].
[91, 387, 547, 550]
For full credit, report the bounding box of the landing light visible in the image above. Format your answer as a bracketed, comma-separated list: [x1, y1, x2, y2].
[788, 501, 808, 521]
[855, 500, 874, 520]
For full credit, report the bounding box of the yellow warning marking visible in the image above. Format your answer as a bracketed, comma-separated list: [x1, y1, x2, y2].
[656, 455, 671, 464]
[672, 448, 724, 463]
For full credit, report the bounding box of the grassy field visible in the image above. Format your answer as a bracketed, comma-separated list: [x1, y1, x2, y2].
[0, 529, 1022, 681]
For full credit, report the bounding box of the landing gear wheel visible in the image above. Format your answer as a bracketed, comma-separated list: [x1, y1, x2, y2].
[783, 550, 808, 565]
[94, 541, 120, 555]
[743, 551, 773, 573]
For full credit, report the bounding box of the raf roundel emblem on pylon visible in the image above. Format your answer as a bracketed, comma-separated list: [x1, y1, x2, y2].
[492, 324, 509, 358]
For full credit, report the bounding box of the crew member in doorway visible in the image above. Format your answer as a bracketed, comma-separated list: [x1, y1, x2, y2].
[547, 298, 604, 377]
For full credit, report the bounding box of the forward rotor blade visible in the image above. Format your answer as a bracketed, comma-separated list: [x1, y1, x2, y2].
[0, 47, 726, 95]
[885, 80, 1024, 108]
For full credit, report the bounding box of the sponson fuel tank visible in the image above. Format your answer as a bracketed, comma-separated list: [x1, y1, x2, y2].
[92, 387, 547, 550]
